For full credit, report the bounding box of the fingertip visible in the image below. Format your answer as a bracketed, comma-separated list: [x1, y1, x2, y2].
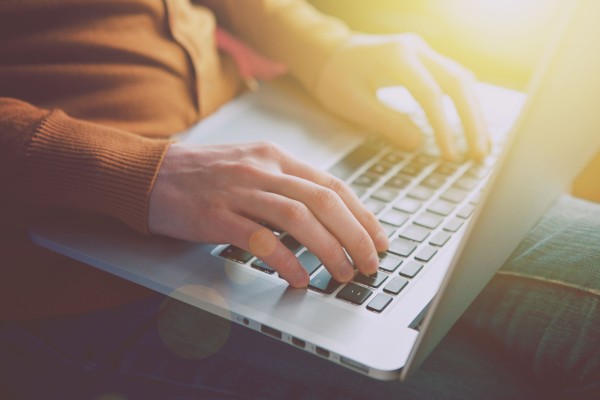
[290, 270, 309, 288]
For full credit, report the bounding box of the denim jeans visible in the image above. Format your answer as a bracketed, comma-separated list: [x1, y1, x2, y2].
[1, 195, 598, 399]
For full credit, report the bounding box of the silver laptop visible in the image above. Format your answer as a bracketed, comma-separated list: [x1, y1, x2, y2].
[29, 0, 600, 381]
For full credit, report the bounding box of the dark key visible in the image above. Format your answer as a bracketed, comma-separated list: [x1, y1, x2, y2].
[379, 253, 403, 273]
[399, 225, 430, 243]
[281, 235, 303, 253]
[457, 204, 476, 219]
[380, 223, 397, 237]
[336, 283, 373, 305]
[399, 260, 424, 278]
[354, 271, 388, 288]
[384, 277, 409, 295]
[429, 231, 451, 247]
[441, 188, 468, 204]
[251, 259, 276, 274]
[382, 151, 405, 165]
[372, 187, 399, 203]
[407, 186, 434, 201]
[298, 251, 322, 275]
[422, 174, 447, 189]
[414, 212, 443, 229]
[353, 174, 378, 187]
[393, 197, 422, 214]
[428, 199, 456, 216]
[444, 218, 464, 233]
[260, 222, 283, 234]
[415, 246, 438, 262]
[364, 198, 386, 215]
[379, 209, 409, 227]
[329, 144, 379, 180]
[368, 163, 392, 176]
[219, 245, 253, 264]
[309, 268, 341, 294]
[435, 163, 458, 176]
[367, 293, 393, 313]
[453, 177, 479, 191]
[388, 238, 417, 257]
[385, 175, 411, 189]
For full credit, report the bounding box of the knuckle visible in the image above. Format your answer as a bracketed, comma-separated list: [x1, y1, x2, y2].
[281, 201, 309, 225]
[328, 176, 347, 196]
[254, 141, 281, 159]
[322, 242, 346, 266]
[314, 187, 339, 211]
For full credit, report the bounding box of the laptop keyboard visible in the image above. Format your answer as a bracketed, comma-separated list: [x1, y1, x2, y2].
[217, 134, 499, 314]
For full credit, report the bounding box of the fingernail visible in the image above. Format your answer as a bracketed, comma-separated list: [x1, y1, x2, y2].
[375, 230, 389, 252]
[293, 272, 309, 288]
[365, 253, 379, 275]
[340, 263, 355, 282]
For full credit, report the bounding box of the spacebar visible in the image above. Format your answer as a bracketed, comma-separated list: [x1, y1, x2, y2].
[328, 144, 379, 181]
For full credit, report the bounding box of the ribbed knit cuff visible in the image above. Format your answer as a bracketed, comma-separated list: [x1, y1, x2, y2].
[25, 110, 172, 234]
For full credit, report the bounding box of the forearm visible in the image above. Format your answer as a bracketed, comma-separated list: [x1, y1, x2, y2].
[0, 98, 171, 233]
[572, 151, 600, 203]
[201, 0, 351, 90]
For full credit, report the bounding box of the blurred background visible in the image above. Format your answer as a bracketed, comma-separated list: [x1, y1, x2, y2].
[310, 0, 566, 90]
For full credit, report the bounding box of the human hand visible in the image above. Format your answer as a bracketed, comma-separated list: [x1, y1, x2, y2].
[148, 142, 389, 288]
[313, 33, 490, 160]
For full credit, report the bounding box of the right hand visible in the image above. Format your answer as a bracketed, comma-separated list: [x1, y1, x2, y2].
[148, 142, 389, 288]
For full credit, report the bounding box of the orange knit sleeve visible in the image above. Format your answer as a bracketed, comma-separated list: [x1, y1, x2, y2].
[0, 98, 171, 234]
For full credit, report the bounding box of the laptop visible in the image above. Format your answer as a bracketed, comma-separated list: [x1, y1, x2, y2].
[29, 0, 600, 381]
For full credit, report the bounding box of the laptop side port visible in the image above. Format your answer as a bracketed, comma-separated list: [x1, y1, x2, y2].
[291, 337, 306, 348]
[260, 324, 282, 340]
[315, 346, 330, 358]
[340, 356, 369, 374]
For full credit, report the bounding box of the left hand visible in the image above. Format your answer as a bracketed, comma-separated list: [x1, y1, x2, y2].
[313, 33, 490, 161]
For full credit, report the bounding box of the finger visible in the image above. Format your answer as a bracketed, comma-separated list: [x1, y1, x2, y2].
[237, 191, 356, 282]
[419, 49, 491, 159]
[276, 148, 389, 253]
[260, 174, 380, 276]
[387, 56, 459, 160]
[227, 214, 310, 288]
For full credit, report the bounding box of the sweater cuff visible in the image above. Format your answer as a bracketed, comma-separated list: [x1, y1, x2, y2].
[25, 110, 172, 234]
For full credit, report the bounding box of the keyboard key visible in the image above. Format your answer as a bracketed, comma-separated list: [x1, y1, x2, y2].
[469, 192, 482, 205]
[372, 187, 399, 203]
[393, 197, 422, 214]
[367, 293, 393, 313]
[281, 235, 303, 253]
[260, 222, 283, 234]
[457, 204, 476, 219]
[444, 218, 464, 233]
[379, 253, 403, 273]
[385, 175, 411, 189]
[415, 154, 436, 165]
[368, 163, 392, 176]
[380, 223, 397, 237]
[429, 231, 451, 247]
[400, 163, 424, 177]
[415, 246, 438, 262]
[408, 186, 435, 201]
[435, 163, 458, 176]
[350, 185, 367, 198]
[354, 271, 388, 288]
[428, 200, 456, 216]
[399, 225, 430, 243]
[384, 277, 409, 295]
[336, 283, 373, 305]
[441, 188, 468, 204]
[379, 209, 409, 227]
[309, 268, 341, 294]
[251, 259, 276, 274]
[353, 174, 378, 187]
[399, 260, 424, 278]
[329, 144, 380, 180]
[382, 151, 405, 165]
[467, 165, 489, 179]
[453, 176, 479, 191]
[413, 212, 443, 229]
[364, 198, 386, 215]
[298, 251, 322, 275]
[422, 174, 447, 189]
[220, 245, 253, 264]
[388, 238, 417, 257]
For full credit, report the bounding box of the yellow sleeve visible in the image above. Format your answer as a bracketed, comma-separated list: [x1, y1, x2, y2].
[201, 0, 351, 90]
